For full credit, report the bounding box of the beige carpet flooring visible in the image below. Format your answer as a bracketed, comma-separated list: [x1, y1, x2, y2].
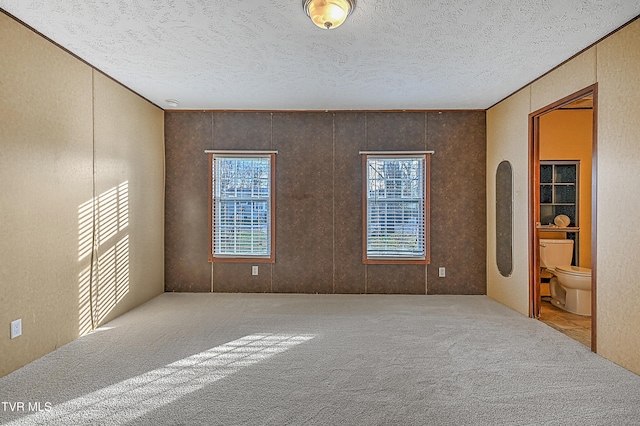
[1, 293, 639, 425]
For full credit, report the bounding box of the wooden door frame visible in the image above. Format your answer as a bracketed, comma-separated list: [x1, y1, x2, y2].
[528, 84, 598, 352]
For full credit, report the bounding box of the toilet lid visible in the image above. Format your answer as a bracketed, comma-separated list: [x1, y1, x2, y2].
[555, 265, 591, 276]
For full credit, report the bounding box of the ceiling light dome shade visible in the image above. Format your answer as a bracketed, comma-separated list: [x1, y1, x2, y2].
[303, 0, 355, 30]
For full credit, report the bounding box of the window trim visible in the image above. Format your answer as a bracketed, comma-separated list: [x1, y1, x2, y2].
[361, 152, 431, 265]
[208, 151, 276, 263]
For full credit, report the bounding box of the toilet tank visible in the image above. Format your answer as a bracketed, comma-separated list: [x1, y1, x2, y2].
[539, 239, 574, 268]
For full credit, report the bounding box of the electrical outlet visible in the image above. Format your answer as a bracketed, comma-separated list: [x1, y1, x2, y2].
[252, 266, 259, 276]
[438, 267, 446, 278]
[10, 319, 22, 339]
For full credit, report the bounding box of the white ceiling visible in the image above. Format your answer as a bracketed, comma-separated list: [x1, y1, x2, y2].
[2, 1, 639, 111]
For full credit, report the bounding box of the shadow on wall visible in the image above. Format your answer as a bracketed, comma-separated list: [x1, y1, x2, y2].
[78, 181, 130, 335]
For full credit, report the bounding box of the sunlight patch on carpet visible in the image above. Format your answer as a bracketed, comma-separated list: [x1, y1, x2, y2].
[7, 333, 314, 425]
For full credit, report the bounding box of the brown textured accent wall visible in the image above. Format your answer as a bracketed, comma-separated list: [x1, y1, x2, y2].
[165, 111, 486, 295]
[427, 112, 487, 294]
[273, 113, 335, 293]
[334, 113, 366, 293]
[164, 112, 212, 292]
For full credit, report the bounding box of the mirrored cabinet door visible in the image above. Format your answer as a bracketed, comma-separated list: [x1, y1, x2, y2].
[540, 161, 578, 227]
[540, 160, 579, 265]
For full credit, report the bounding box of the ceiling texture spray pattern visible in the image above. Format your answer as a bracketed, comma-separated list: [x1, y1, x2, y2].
[1, 0, 639, 110]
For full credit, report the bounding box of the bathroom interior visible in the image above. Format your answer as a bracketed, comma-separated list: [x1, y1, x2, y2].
[536, 93, 594, 347]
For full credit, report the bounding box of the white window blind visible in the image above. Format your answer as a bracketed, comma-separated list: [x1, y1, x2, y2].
[366, 156, 426, 259]
[212, 156, 271, 258]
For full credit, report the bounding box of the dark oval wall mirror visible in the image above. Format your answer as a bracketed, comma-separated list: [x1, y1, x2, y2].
[496, 160, 513, 277]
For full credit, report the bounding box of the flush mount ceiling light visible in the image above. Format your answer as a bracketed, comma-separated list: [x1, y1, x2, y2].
[302, 0, 355, 30]
[165, 99, 179, 108]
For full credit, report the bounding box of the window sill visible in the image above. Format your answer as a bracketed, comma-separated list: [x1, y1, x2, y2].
[363, 258, 430, 265]
[209, 256, 275, 264]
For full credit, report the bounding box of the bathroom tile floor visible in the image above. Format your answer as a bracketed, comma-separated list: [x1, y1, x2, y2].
[539, 298, 591, 348]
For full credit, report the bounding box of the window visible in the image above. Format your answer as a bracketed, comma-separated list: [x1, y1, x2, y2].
[208, 152, 275, 263]
[362, 153, 431, 264]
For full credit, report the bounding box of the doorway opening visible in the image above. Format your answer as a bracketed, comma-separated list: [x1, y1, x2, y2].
[529, 84, 597, 351]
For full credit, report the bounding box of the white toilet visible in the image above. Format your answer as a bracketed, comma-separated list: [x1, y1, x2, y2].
[539, 238, 592, 316]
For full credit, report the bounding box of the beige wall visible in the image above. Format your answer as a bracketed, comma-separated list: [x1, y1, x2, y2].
[0, 13, 165, 377]
[486, 88, 531, 315]
[595, 20, 640, 374]
[487, 19, 640, 375]
[539, 109, 593, 267]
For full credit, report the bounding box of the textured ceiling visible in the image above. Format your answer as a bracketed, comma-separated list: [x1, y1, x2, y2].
[1, 1, 639, 110]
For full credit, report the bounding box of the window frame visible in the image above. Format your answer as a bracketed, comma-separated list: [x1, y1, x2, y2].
[208, 151, 276, 263]
[361, 152, 431, 265]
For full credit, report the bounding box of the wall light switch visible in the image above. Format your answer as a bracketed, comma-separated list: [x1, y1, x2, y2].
[252, 266, 259, 276]
[10, 319, 22, 339]
[438, 267, 446, 278]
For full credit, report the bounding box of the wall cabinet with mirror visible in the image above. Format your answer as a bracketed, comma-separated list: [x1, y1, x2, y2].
[539, 160, 579, 265]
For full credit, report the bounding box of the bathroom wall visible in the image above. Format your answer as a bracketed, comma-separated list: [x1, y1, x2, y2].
[487, 18, 640, 375]
[539, 109, 593, 267]
[0, 13, 165, 378]
[165, 111, 487, 295]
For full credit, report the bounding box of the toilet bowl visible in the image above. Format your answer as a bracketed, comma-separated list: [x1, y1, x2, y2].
[550, 265, 592, 316]
[539, 238, 592, 316]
